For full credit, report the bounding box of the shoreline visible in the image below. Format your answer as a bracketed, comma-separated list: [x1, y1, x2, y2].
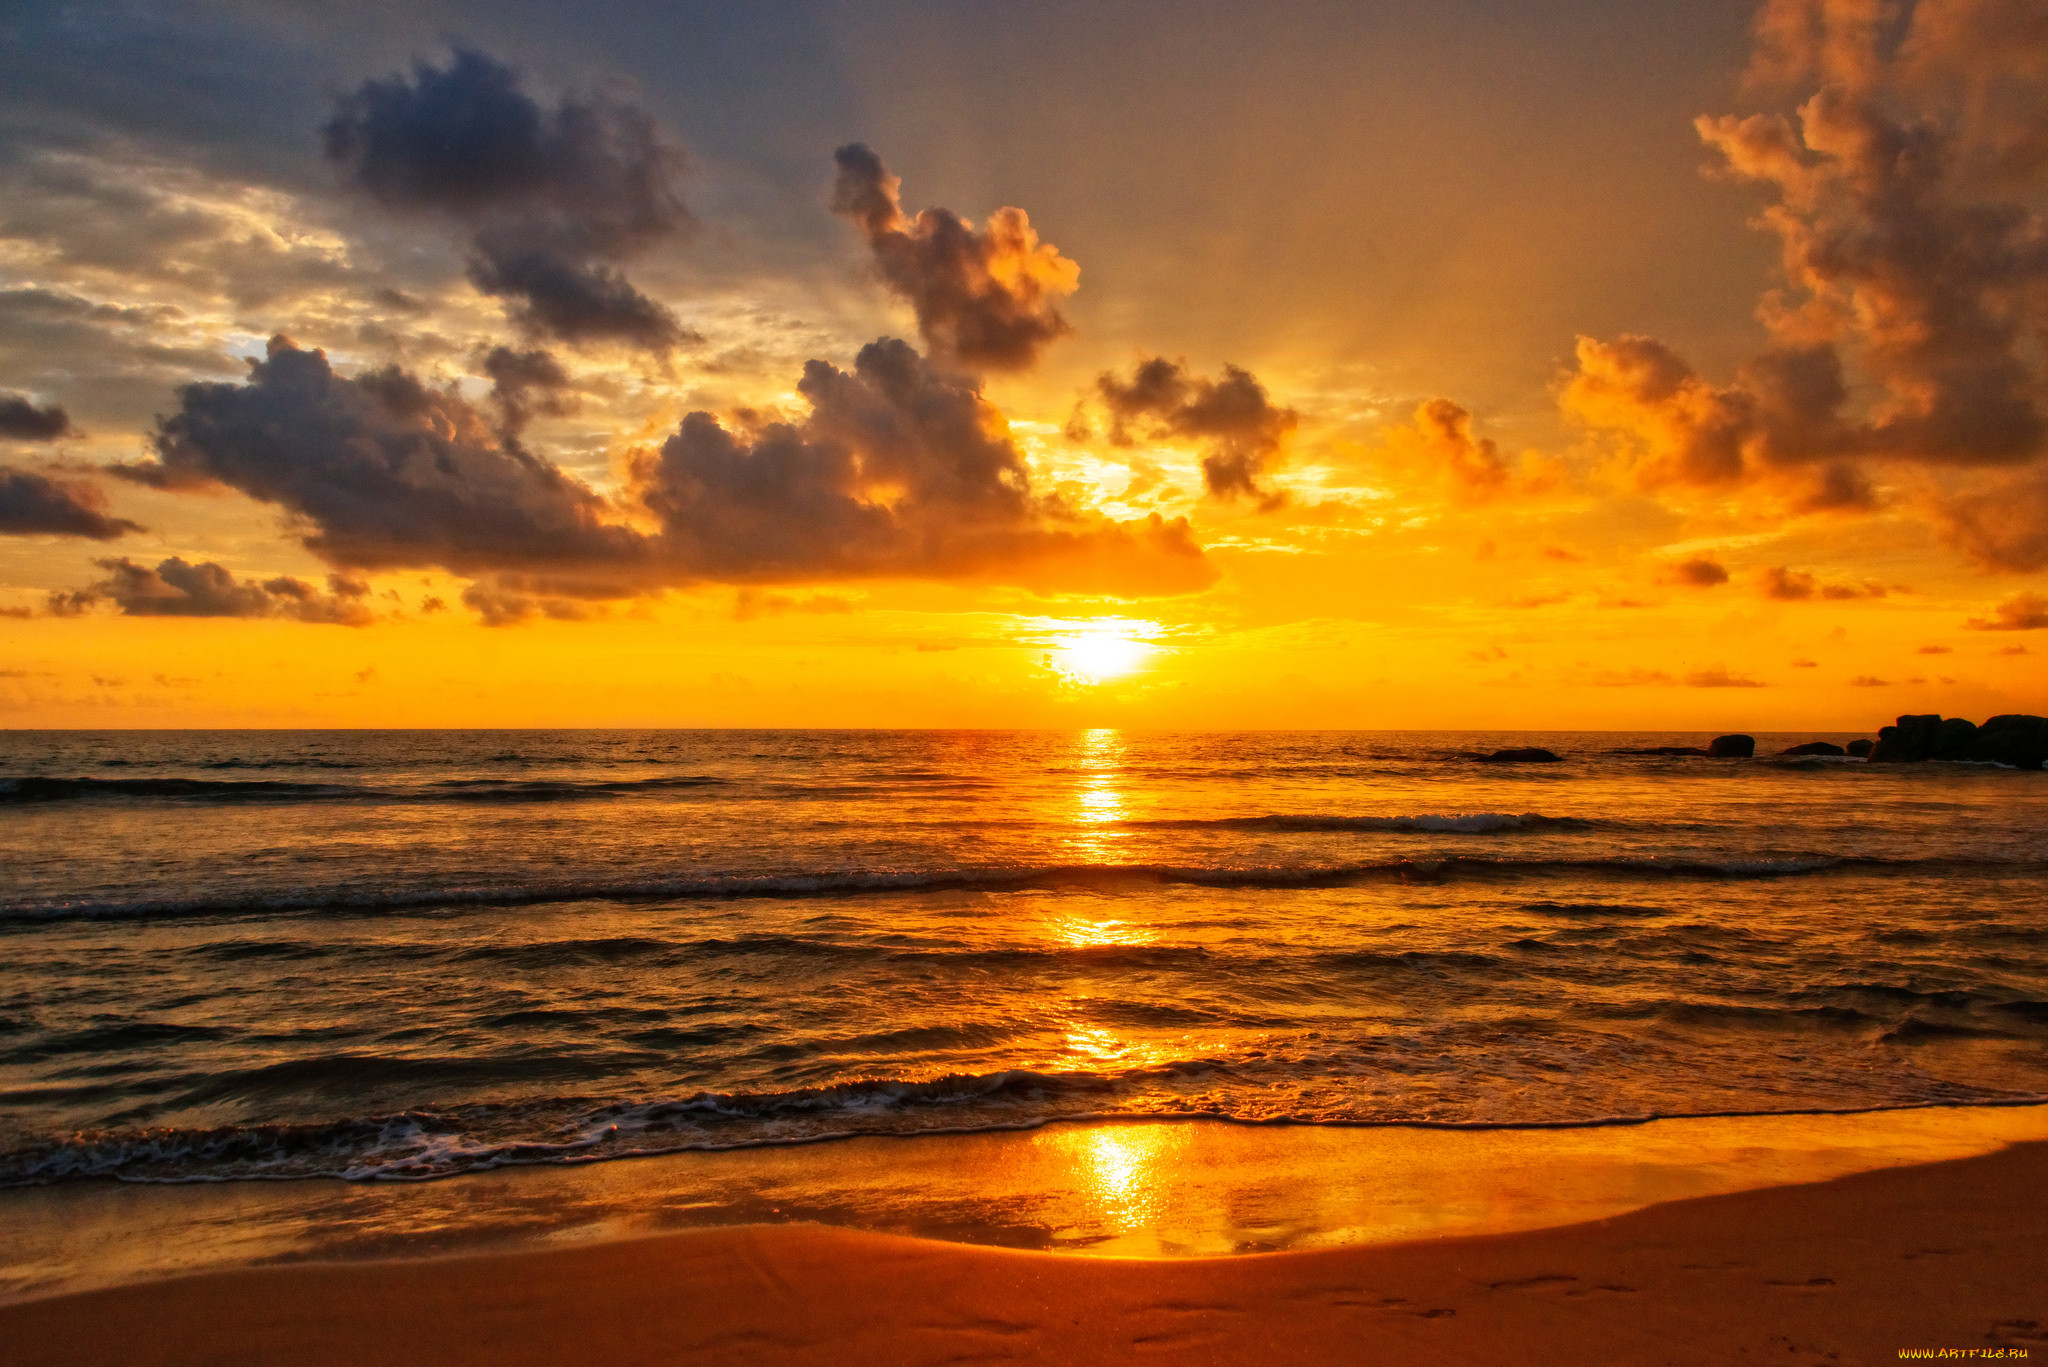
[4, 1134, 2045, 1365]
[7, 1102, 2048, 1305]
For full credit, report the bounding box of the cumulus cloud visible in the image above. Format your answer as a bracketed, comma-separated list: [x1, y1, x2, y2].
[1665, 555, 1731, 586]
[640, 338, 1213, 593]
[65, 557, 374, 624]
[831, 143, 1079, 372]
[1093, 357, 1297, 504]
[0, 394, 75, 440]
[1403, 398, 1511, 497]
[116, 335, 1213, 610]
[325, 49, 694, 351]
[1565, 0, 2048, 539]
[127, 336, 645, 579]
[0, 468, 139, 538]
[1966, 591, 2048, 630]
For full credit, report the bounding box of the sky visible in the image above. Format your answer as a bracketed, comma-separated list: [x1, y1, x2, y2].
[1, 0, 2045, 729]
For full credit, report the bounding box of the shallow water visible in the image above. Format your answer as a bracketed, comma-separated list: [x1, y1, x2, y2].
[2, 729, 2045, 1184]
[5, 1106, 2047, 1301]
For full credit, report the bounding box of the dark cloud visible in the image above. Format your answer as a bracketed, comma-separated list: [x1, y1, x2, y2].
[1094, 357, 1297, 505]
[0, 394, 76, 440]
[482, 345, 577, 436]
[459, 583, 596, 627]
[127, 336, 647, 578]
[119, 335, 1213, 608]
[1665, 556, 1730, 586]
[1565, 3, 2048, 537]
[1966, 591, 2048, 631]
[325, 49, 695, 351]
[639, 337, 1213, 593]
[0, 468, 138, 538]
[67, 557, 374, 624]
[832, 143, 1079, 373]
[1759, 565, 1889, 600]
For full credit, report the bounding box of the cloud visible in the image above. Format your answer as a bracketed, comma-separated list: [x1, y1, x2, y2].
[1665, 555, 1730, 586]
[1966, 591, 2048, 630]
[0, 468, 140, 538]
[1917, 643, 1953, 654]
[1684, 664, 1766, 687]
[325, 49, 695, 351]
[1094, 356, 1298, 504]
[482, 345, 577, 437]
[1936, 465, 2048, 571]
[120, 335, 1213, 608]
[66, 557, 374, 624]
[732, 589, 859, 621]
[1404, 398, 1511, 498]
[832, 143, 1078, 372]
[0, 394, 75, 440]
[1564, 3, 2048, 537]
[459, 583, 596, 627]
[1759, 564, 1888, 600]
[128, 336, 645, 578]
[1586, 666, 1677, 686]
[640, 337, 1214, 593]
[1850, 674, 1892, 686]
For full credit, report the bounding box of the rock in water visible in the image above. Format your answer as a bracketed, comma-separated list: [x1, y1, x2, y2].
[1846, 739, 1874, 758]
[1974, 715, 2048, 770]
[1479, 747, 1564, 764]
[1707, 734, 1755, 758]
[1932, 716, 1979, 761]
[1868, 713, 2047, 768]
[1872, 714, 1944, 762]
[1780, 741, 1846, 757]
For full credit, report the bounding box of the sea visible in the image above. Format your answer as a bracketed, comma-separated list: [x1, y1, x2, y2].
[2, 728, 2045, 1195]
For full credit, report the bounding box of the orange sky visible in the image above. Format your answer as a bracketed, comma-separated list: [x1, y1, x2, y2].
[1, 0, 2044, 728]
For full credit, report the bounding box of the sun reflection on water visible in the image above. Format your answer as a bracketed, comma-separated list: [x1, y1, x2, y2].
[1070, 727, 1129, 859]
[1032, 1123, 1193, 1235]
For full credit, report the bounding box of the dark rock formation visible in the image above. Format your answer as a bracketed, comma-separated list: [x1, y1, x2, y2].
[1976, 715, 2048, 770]
[1477, 747, 1564, 764]
[1706, 734, 1755, 758]
[1780, 741, 1846, 757]
[1871, 714, 1943, 762]
[1869, 714, 2047, 769]
[1846, 739, 1874, 758]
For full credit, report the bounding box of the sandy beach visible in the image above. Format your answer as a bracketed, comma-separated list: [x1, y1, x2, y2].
[6, 1135, 2043, 1367]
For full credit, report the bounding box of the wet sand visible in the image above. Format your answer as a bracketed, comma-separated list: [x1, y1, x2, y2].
[6, 1136, 2044, 1366]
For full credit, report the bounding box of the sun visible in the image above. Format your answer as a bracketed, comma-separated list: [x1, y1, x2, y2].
[1045, 623, 1159, 684]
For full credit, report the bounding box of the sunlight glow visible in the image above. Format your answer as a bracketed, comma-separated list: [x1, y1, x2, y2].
[1043, 623, 1160, 685]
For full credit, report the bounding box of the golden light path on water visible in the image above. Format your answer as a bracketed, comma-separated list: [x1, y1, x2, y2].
[1047, 727, 1188, 1077]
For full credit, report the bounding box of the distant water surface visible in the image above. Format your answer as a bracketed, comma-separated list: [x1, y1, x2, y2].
[1, 729, 2043, 1184]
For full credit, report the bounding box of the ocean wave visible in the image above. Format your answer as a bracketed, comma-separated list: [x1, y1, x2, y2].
[1122, 811, 1597, 834]
[5, 1070, 2043, 1186]
[8, 853, 2037, 922]
[0, 773, 728, 806]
